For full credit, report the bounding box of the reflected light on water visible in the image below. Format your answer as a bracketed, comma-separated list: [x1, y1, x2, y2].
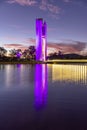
[5, 64, 31, 88]
[5, 65, 15, 87]
[17, 64, 21, 68]
[35, 64, 48, 110]
[52, 64, 87, 85]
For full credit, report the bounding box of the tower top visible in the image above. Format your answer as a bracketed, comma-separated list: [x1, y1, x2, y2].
[36, 18, 43, 21]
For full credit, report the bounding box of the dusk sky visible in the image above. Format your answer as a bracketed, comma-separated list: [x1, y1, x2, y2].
[0, 0, 87, 54]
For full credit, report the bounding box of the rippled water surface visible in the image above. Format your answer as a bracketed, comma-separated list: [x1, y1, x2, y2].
[0, 64, 87, 130]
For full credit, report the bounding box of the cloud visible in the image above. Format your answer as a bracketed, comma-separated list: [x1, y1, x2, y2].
[4, 43, 27, 50]
[39, 0, 61, 15]
[48, 44, 75, 54]
[4, 38, 36, 51]
[25, 38, 36, 45]
[7, 0, 61, 19]
[7, 0, 61, 14]
[4, 43, 23, 46]
[4, 37, 86, 54]
[39, 0, 47, 11]
[47, 4, 60, 14]
[48, 41, 86, 54]
[7, 0, 37, 6]
[3, 40, 87, 55]
[39, 0, 61, 19]
[24, 38, 87, 54]
[71, 41, 86, 51]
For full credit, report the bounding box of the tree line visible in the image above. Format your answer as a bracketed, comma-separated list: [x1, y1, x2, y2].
[0, 46, 36, 62]
[0, 46, 87, 62]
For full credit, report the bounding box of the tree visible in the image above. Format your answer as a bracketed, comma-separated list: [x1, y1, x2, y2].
[9, 49, 16, 58]
[16, 49, 22, 59]
[22, 49, 30, 59]
[22, 46, 36, 60]
[29, 46, 36, 60]
[58, 51, 63, 59]
[0, 47, 7, 57]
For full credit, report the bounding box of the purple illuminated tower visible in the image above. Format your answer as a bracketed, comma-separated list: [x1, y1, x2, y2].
[36, 18, 47, 61]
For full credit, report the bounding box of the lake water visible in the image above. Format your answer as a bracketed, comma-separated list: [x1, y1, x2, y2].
[0, 64, 87, 130]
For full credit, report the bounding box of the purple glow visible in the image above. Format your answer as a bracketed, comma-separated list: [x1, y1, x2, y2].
[35, 64, 48, 110]
[17, 64, 21, 68]
[16, 52, 21, 58]
[36, 18, 47, 61]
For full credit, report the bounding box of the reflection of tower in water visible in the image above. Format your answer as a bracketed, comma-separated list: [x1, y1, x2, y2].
[35, 64, 47, 110]
[52, 64, 87, 86]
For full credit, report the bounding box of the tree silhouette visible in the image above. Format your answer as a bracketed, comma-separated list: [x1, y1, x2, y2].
[9, 49, 16, 58]
[0, 47, 7, 57]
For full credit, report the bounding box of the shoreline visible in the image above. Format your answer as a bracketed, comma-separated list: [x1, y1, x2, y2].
[0, 61, 44, 64]
[46, 59, 87, 64]
[0, 59, 87, 64]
